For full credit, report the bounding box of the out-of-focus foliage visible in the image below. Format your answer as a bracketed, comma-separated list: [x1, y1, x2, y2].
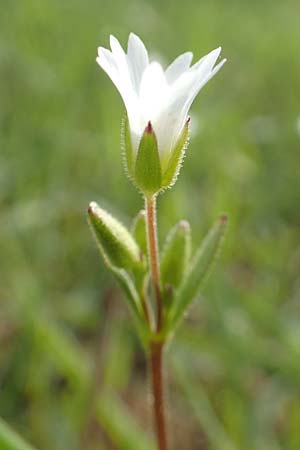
[0, 0, 300, 449]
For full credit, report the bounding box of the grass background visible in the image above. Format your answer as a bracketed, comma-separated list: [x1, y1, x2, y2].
[1, 0, 300, 449]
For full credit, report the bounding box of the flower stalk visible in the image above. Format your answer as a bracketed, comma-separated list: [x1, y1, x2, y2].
[145, 195, 169, 449]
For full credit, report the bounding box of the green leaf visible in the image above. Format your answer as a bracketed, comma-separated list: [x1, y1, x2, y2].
[121, 113, 134, 179]
[0, 418, 38, 450]
[161, 220, 191, 301]
[131, 210, 147, 257]
[161, 118, 189, 188]
[134, 122, 162, 196]
[88, 202, 142, 271]
[166, 214, 228, 333]
[109, 265, 144, 323]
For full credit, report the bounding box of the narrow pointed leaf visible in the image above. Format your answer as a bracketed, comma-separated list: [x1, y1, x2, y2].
[109, 265, 145, 326]
[162, 118, 189, 188]
[161, 220, 191, 297]
[166, 214, 228, 332]
[135, 122, 162, 196]
[88, 202, 142, 270]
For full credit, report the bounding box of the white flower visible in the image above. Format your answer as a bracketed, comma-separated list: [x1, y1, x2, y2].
[96, 33, 226, 166]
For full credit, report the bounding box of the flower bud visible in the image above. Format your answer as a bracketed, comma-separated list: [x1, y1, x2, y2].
[88, 202, 142, 270]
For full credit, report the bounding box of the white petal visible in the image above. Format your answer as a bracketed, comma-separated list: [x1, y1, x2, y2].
[174, 57, 227, 136]
[97, 44, 141, 141]
[109, 35, 133, 90]
[191, 47, 221, 70]
[155, 55, 226, 159]
[127, 33, 149, 92]
[186, 57, 226, 109]
[96, 47, 120, 90]
[110, 35, 127, 62]
[139, 62, 169, 125]
[190, 47, 222, 80]
[165, 52, 193, 84]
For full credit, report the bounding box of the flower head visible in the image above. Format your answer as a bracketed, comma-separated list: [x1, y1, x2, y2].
[96, 33, 226, 195]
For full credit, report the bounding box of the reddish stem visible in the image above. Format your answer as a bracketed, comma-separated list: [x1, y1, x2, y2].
[150, 341, 169, 450]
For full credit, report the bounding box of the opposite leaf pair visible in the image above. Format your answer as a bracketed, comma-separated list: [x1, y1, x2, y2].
[88, 202, 227, 343]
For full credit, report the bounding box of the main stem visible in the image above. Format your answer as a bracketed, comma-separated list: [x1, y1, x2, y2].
[145, 195, 163, 332]
[150, 341, 168, 450]
[145, 195, 169, 450]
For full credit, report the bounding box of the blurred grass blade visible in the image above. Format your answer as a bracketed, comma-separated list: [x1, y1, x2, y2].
[96, 392, 155, 450]
[172, 360, 237, 450]
[166, 214, 228, 332]
[0, 418, 38, 450]
[33, 318, 91, 390]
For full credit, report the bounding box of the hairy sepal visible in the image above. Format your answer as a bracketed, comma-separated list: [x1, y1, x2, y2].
[161, 119, 190, 189]
[134, 122, 162, 196]
[121, 113, 135, 180]
[88, 202, 142, 271]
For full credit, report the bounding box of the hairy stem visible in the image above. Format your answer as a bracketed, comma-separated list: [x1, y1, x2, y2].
[145, 195, 163, 332]
[145, 195, 169, 450]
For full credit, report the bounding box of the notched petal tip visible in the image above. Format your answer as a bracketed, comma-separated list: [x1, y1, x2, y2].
[110, 34, 125, 55]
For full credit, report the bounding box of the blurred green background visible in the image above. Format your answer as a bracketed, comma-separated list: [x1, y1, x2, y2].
[1, 0, 300, 449]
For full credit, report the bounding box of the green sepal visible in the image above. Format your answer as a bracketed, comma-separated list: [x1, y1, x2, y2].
[88, 202, 142, 271]
[134, 122, 162, 196]
[161, 220, 191, 305]
[161, 118, 190, 188]
[165, 214, 228, 333]
[121, 113, 135, 179]
[131, 210, 147, 258]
